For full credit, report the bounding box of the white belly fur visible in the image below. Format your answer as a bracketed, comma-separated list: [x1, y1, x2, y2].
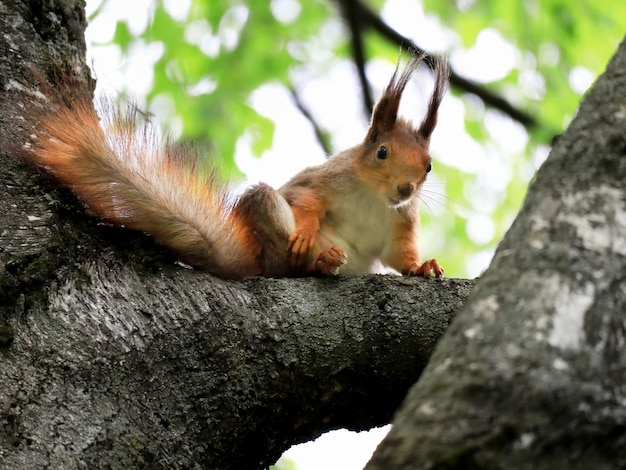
[317, 187, 394, 274]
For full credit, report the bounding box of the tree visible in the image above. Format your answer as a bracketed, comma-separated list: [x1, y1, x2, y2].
[1, 1, 624, 470]
[1, 1, 470, 468]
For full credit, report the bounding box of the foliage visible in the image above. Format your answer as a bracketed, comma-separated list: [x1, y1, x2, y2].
[270, 457, 298, 470]
[425, 0, 626, 139]
[86, 0, 626, 279]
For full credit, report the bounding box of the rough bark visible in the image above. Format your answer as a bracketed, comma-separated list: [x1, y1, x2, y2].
[367, 37, 626, 469]
[0, 1, 474, 468]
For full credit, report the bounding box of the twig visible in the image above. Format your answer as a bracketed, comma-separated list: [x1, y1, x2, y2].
[351, 0, 540, 129]
[288, 86, 333, 156]
[337, 0, 375, 115]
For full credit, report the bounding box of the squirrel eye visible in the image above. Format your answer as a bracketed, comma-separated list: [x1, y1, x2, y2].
[426, 162, 432, 173]
[377, 146, 388, 160]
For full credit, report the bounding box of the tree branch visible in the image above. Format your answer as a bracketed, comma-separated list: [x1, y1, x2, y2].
[1, 257, 474, 468]
[288, 85, 334, 156]
[337, 0, 375, 115]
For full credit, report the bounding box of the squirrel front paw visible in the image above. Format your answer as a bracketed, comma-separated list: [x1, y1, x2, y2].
[315, 246, 348, 276]
[288, 229, 317, 266]
[401, 258, 444, 278]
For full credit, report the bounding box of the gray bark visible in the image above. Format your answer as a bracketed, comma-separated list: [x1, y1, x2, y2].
[367, 37, 626, 470]
[0, 1, 473, 468]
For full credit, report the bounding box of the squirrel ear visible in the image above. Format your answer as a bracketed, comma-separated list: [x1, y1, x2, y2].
[417, 56, 449, 146]
[366, 52, 425, 143]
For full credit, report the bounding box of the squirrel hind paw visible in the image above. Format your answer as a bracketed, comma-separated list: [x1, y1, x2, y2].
[314, 246, 348, 276]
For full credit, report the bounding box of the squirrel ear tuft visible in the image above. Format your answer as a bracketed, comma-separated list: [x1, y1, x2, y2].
[365, 52, 425, 143]
[417, 56, 449, 146]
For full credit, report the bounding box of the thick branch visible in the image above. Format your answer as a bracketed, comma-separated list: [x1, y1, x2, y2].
[1, 261, 473, 468]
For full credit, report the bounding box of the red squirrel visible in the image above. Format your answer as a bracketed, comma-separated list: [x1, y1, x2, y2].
[25, 53, 448, 280]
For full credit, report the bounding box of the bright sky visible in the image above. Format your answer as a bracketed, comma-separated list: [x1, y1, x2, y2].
[83, 0, 554, 467]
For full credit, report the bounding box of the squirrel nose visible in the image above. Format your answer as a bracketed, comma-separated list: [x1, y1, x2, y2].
[397, 182, 415, 199]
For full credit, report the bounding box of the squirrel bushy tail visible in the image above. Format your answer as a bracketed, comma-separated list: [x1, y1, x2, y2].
[28, 89, 294, 279]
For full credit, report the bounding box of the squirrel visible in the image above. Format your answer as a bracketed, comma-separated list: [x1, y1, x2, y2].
[24, 53, 448, 280]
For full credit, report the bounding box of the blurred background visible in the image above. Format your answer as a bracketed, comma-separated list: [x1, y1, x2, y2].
[83, 0, 626, 468]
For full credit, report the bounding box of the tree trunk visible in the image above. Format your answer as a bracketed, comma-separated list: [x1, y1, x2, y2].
[0, 1, 473, 468]
[367, 36, 626, 470]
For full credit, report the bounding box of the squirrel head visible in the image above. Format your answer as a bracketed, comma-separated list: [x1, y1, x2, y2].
[355, 53, 449, 208]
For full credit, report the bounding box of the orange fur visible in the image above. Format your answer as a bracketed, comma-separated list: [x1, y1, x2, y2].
[287, 191, 324, 266]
